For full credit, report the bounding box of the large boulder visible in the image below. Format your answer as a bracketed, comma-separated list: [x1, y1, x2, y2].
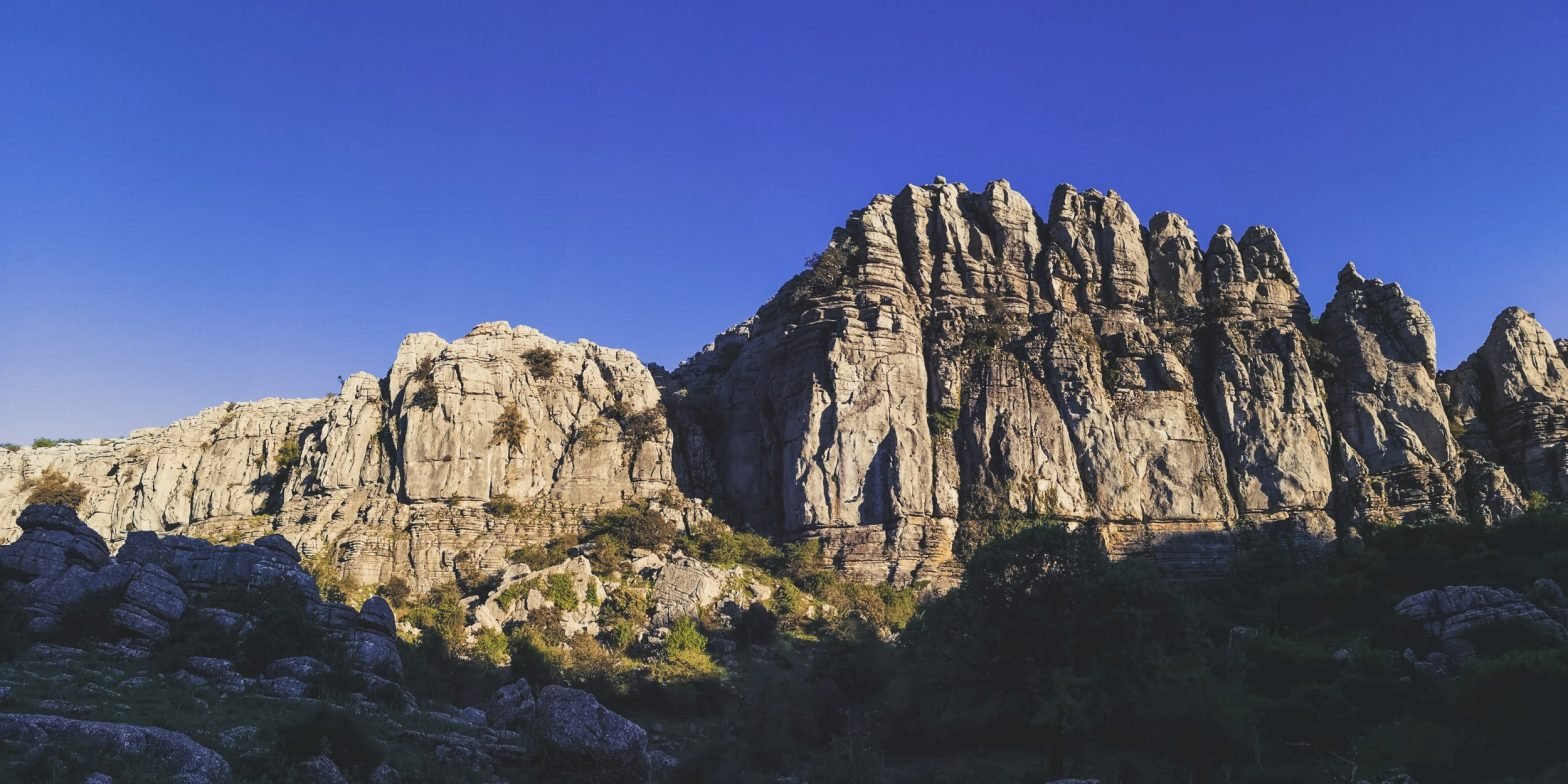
[651, 555, 725, 625]
[1396, 585, 1567, 663]
[532, 685, 649, 782]
[0, 504, 110, 581]
[0, 713, 231, 783]
[481, 677, 537, 731]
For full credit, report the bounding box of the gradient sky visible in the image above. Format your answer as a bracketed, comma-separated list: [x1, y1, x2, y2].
[2, 1, 1565, 443]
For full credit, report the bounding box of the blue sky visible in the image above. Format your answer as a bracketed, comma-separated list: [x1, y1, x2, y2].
[1, 1, 1565, 442]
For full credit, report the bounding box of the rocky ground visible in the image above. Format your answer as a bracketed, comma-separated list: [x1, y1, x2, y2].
[0, 504, 666, 783]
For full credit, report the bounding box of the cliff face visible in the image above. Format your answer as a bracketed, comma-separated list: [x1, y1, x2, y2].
[666, 179, 1532, 583]
[0, 323, 677, 589]
[4, 178, 1566, 588]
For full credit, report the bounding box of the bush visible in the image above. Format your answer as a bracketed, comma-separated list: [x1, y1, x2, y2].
[587, 501, 677, 551]
[485, 493, 526, 520]
[273, 438, 302, 478]
[473, 627, 510, 667]
[408, 356, 439, 411]
[507, 544, 552, 569]
[32, 437, 57, 448]
[927, 406, 960, 438]
[522, 347, 558, 378]
[22, 468, 88, 510]
[621, 405, 666, 447]
[509, 626, 567, 685]
[666, 616, 707, 656]
[545, 573, 579, 612]
[490, 401, 528, 453]
[679, 518, 779, 569]
[377, 576, 412, 607]
[453, 550, 501, 598]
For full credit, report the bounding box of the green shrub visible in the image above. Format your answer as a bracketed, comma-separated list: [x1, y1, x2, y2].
[545, 573, 579, 612]
[679, 518, 779, 568]
[587, 501, 677, 551]
[621, 405, 666, 446]
[407, 357, 439, 411]
[927, 406, 960, 438]
[271, 438, 302, 485]
[22, 468, 88, 510]
[666, 616, 707, 656]
[507, 544, 552, 569]
[0, 443, 20, 452]
[376, 576, 412, 607]
[509, 626, 567, 685]
[32, 437, 58, 448]
[485, 493, 526, 520]
[473, 627, 510, 667]
[522, 347, 558, 378]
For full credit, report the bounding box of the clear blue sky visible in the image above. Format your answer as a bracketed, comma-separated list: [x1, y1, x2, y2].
[2, 1, 1565, 443]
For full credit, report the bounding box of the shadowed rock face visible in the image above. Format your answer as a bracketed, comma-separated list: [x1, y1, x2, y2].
[3, 178, 1566, 587]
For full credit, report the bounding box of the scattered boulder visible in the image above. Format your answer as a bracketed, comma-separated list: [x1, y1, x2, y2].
[0, 713, 231, 783]
[294, 755, 349, 784]
[1396, 585, 1567, 663]
[533, 685, 649, 782]
[265, 656, 331, 684]
[651, 555, 725, 625]
[0, 505, 111, 580]
[482, 677, 537, 731]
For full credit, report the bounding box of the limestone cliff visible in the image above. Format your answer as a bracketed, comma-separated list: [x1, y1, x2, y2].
[0, 323, 676, 589]
[5, 177, 1567, 588]
[666, 179, 1544, 583]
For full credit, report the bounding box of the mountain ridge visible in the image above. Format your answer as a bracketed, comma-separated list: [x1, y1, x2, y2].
[5, 178, 1566, 589]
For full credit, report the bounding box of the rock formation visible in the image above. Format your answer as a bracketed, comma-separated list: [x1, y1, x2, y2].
[4, 178, 1568, 586]
[1, 324, 677, 589]
[666, 179, 1540, 583]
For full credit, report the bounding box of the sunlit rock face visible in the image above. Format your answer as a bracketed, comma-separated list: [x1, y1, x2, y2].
[0, 324, 679, 590]
[667, 179, 1540, 584]
[7, 178, 1568, 587]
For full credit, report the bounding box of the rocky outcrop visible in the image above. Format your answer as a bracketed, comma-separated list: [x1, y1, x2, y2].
[1322, 264, 1522, 526]
[5, 178, 1568, 586]
[1396, 584, 1567, 663]
[532, 685, 650, 782]
[669, 180, 1462, 582]
[0, 324, 679, 590]
[0, 713, 231, 783]
[0, 505, 411, 708]
[1443, 308, 1568, 499]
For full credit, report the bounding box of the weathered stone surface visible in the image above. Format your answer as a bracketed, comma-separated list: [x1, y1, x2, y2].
[0, 713, 231, 783]
[1322, 264, 1522, 526]
[0, 505, 111, 580]
[1443, 307, 1568, 499]
[5, 178, 1568, 588]
[650, 554, 726, 624]
[1396, 584, 1567, 663]
[533, 685, 649, 780]
[482, 677, 537, 731]
[0, 325, 681, 591]
[264, 656, 331, 684]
